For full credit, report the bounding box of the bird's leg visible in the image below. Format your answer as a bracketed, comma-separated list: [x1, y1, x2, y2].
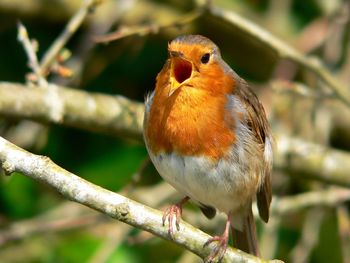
[162, 196, 190, 235]
[203, 213, 232, 263]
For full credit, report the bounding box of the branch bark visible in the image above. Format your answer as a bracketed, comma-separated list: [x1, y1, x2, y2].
[207, 4, 350, 107]
[39, 0, 100, 76]
[0, 135, 271, 263]
[271, 188, 350, 216]
[1, 82, 350, 187]
[0, 82, 144, 139]
[275, 135, 350, 187]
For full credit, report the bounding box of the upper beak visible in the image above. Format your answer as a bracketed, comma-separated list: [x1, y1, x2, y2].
[169, 52, 193, 96]
[169, 50, 182, 58]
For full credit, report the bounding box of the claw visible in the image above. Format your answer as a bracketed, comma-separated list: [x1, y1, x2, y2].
[203, 235, 228, 263]
[175, 208, 181, 230]
[162, 196, 189, 236]
[162, 211, 167, 226]
[203, 213, 231, 263]
[163, 205, 181, 235]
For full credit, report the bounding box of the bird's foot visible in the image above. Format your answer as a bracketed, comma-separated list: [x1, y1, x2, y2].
[203, 234, 229, 263]
[162, 196, 189, 236]
[203, 216, 231, 263]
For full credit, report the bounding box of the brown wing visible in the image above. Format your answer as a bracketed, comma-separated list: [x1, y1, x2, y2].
[235, 77, 272, 223]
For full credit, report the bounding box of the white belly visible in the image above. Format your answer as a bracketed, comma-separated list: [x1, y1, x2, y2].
[148, 150, 258, 215]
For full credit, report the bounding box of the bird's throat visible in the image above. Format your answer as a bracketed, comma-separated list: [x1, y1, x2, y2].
[169, 57, 193, 96]
[172, 57, 192, 83]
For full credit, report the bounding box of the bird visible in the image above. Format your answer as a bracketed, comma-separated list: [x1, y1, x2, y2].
[143, 34, 273, 262]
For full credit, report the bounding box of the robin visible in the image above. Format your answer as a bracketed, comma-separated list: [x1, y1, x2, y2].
[143, 35, 273, 262]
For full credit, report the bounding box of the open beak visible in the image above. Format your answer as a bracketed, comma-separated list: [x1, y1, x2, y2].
[169, 51, 193, 96]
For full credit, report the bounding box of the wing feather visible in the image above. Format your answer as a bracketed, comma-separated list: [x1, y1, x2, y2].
[234, 77, 273, 222]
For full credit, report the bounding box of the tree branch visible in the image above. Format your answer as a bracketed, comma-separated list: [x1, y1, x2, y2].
[0, 82, 144, 139]
[17, 22, 48, 86]
[207, 5, 350, 107]
[290, 208, 325, 263]
[0, 136, 272, 263]
[271, 188, 350, 216]
[93, 9, 202, 43]
[1, 82, 350, 187]
[0, 208, 104, 246]
[39, 0, 100, 76]
[0, 182, 176, 247]
[0, 0, 82, 21]
[275, 135, 350, 187]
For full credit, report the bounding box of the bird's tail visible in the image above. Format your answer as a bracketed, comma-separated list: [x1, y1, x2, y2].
[231, 208, 260, 256]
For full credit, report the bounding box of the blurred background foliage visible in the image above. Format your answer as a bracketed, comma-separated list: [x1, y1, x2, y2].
[0, 0, 349, 262]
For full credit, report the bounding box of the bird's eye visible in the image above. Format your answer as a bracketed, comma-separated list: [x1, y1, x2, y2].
[201, 53, 210, 64]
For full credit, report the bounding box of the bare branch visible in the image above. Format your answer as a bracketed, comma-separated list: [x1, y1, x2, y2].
[0, 182, 174, 248]
[0, 82, 144, 139]
[1, 82, 350, 187]
[87, 223, 131, 263]
[271, 188, 350, 216]
[290, 208, 325, 263]
[17, 22, 48, 86]
[207, 5, 350, 107]
[94, 9, 202, 43]
[0, 209, 104, 246]
[1, 184, 349, 252]
[0, 0, 82, 21]
[271, 80, 333, 100]
[337, 206, 350, 263]
[0, 136, 272, 263]
[39, 0, 101, 76]
[275, 135, 350, 187]
[260, 217, 280, 260]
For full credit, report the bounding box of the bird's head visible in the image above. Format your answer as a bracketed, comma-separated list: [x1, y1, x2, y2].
[166, 35, 232, 96]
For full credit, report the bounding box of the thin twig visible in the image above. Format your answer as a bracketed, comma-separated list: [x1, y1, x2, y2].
[0, 183, 174, 248]
[87, 223, 131, 263]
[94, 9, 203, 43]
[337, 206, 350, 263]
[0, 202, 106, 247]
[39, 0, 100, 76]
[0, 136, 271, 263]
[17, 22, 48, 87]
[327, 0, 350, 69]
[275, 135, 350, 187]
[207, 5, 350, 107]
[271, 80, 333, 100]
[271, 188, 350, 216]
[0, 213, 103, 246]
[260, 217, 281, 259]
[290, 208, 325, 263]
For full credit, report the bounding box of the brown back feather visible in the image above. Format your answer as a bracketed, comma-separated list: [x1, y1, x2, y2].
[234, 77, 272, 223]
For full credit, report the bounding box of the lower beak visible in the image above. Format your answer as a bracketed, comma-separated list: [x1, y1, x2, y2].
[169, 56, 193, 96]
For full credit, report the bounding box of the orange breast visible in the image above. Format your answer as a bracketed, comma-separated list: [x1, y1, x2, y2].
[146, 71, 236, 160]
